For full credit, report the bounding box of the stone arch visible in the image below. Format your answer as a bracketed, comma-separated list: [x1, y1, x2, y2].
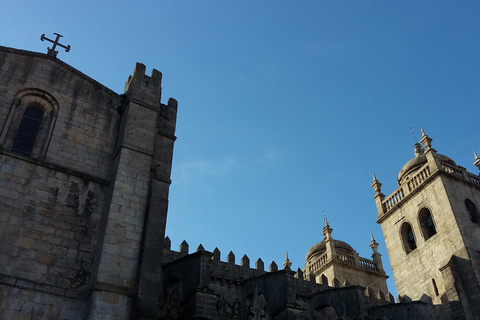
[400, 222, 416, 254]
[0, 88, 59, 158]
[418, 207, 436, 240]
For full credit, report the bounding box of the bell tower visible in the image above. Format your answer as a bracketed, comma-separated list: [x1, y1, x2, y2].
[372, 128, 480, 319]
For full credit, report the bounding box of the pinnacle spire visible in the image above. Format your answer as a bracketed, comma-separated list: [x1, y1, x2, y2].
[322, 217, 333, 241]
[474, 150, 480, 171]
[419, 127, 435, 152]
[371, 173, 382, 194]
[283, 252, 292, 270]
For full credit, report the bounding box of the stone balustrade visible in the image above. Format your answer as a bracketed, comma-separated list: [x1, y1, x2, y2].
[385, 188, 404, 211]
[359, 258, 377, 271]
[307, 251, 380, 275]
[440, 161, 464, 179]
[381, 160, 480, 215]
[336, 252, 356, 266]
[406, 165, 431, 192]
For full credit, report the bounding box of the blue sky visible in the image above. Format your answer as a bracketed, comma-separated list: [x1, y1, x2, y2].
[3, 1, 480, 298]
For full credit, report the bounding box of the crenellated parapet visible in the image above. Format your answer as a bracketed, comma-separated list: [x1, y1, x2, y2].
[159, 237, 393, 318]
[163, 238, 280, 276]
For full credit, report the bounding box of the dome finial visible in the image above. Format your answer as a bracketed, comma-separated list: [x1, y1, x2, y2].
[322, 213, 333, 241]
[322, 211, 330, 228]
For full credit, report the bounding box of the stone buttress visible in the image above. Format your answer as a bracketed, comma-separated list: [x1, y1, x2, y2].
[88, 63, 177, 319]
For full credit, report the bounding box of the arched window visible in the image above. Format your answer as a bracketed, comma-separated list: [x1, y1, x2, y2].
[0, 88, 58, 159]
[419, 208, 436, 240]
[401, 222, 417, 254]
[11, 107, 43, 156]
[465, 199, 480, 224]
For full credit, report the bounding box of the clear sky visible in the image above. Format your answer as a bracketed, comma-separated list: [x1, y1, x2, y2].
[3, 1, 480, 298]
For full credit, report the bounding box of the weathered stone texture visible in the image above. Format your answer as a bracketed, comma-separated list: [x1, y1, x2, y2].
[0, 155, 105, 292]
[0, 283, 87, 320]
[0, 46, 177, 320]
[0, 48, 122, 181]
[374, 136, 480, 319]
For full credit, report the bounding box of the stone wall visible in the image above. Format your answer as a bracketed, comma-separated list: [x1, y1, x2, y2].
[379, 176, 466, 303]
[0, 47, 123, 319]
[0, 47, 122, 181]
[0, 46, 178, 320]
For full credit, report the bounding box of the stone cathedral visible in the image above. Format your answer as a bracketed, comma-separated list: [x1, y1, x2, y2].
[1, 44, 480, 320]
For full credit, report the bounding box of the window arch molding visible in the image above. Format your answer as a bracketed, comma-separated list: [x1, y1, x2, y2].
[400, 222, 417, 254]
[418, 207, 436, 240]
[465, 199, 480, 224]
[0, 88, 59, 158]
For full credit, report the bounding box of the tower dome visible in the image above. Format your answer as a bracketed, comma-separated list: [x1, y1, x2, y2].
[397, 136, 456, 186]
[306, 239, 354, 262]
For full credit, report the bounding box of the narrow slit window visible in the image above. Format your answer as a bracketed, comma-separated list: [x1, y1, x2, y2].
[12, 107, 43, 156]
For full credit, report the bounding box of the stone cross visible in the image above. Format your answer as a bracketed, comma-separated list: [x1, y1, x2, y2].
[40, 33, 71, 57]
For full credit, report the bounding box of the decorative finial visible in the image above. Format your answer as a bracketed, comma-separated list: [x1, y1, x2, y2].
[369, 232, 379, 253]
[322, 211, 330, 227]
[322, 214, 333, 240]
[283, 252, 292, 270]
[474, 150, 480, 171]
[41, 33, 71, 57]
[419, 127, 435, 152]
[371, 173, 382, 194]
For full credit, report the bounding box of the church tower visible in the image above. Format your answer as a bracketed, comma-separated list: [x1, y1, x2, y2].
[372, 129, 480, 319]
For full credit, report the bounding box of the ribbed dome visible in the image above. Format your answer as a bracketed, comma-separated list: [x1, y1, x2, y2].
[306, 239, 354, 261]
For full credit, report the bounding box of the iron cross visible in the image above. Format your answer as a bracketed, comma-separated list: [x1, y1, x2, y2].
[41, 33, 71, 57]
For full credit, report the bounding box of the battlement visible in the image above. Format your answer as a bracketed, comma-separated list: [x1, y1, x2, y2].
[162, 237, 390, 302]
[124, 62, 162, 108]
[163, 237, 282, 274]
